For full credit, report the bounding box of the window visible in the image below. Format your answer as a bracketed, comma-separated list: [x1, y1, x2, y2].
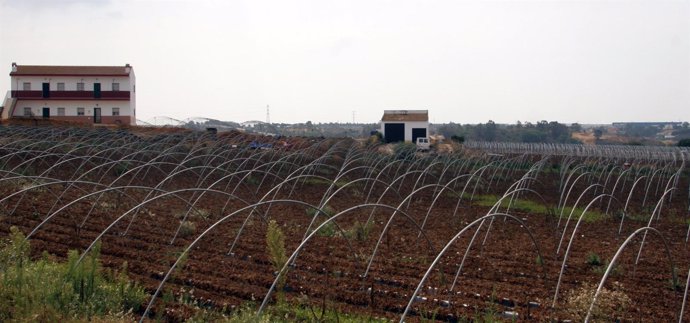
[77, 107, 85, 116]
[22, 82, 31, 91]
[57, 83, 65, 91]
[42, 83, 50, 98]
[112, 107, 120, 116]
[112, 83, 120, 91]
[23, 107, 32, 116]
[57, 107, 65, 116]
[77, 82, 85, 91]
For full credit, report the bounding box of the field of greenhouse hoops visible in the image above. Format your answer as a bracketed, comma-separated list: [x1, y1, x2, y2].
[1, 124, 690, 322]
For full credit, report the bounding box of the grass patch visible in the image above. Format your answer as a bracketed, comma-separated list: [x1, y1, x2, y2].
[470, 194, 607, 223]
[558, 206, 606, 223]
[473, 194, 549, 214]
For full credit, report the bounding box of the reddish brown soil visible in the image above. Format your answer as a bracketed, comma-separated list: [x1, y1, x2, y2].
[0, 149, 688, 322]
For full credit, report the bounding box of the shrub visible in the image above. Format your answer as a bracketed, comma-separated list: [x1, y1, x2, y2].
[0, 226, 29, 268]
[678, 138, 690, 147]
[175, 208, 211, 220]
[365, 133, 382, 147]
[316, 221, 337, 237]
[450, 135, 465, 143]
[306, 205, 338, 237]
[179, 221, 197, 238]
[345, 220, 374, 241]
[592, 259, 623, 276]
[266, 220, 287, 300]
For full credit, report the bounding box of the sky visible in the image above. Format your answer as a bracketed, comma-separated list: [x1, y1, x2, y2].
[1, 0, 689, 125]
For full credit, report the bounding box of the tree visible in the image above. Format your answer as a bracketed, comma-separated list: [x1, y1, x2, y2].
[678, 138, 690, 147]
[548, 121, 569, 142]
[483, 120, 497, 141]
[522, 129, 547, 143]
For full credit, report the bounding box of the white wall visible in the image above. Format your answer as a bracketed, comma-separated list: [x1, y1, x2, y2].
[10, 75, 131, 91]
[12, 100, 131, 117]
[128, 70, 136, 123]
[404, 121, 429, 142]
[380, 120, 429, 142]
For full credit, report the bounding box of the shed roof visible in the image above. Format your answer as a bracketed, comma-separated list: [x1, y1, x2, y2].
[381, 110, 428, 122]
[10, 64, 132, 76]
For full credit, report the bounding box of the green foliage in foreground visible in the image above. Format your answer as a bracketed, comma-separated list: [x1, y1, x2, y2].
[0, 224, 509, 322]
[187, 300, 392, 323]
[0, 226, 146, 322]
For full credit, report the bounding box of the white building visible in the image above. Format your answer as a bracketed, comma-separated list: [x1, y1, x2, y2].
[380, 110, 429, 143]
[1, 63, 136, 125]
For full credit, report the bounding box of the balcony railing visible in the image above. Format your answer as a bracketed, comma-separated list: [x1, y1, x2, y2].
[11, 90, 130, 100]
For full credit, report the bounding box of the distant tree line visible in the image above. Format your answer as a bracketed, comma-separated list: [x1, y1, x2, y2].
[185, 119, 376, 138]
[434, 120, 580, 143]
[182, 119, 689, 145]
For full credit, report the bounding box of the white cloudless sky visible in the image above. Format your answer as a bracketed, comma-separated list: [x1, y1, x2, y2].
[1, 0, 688, 124]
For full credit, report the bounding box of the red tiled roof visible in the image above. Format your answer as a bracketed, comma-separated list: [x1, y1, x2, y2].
[381, 110, 429, 122]
[10, 65, 132, 76]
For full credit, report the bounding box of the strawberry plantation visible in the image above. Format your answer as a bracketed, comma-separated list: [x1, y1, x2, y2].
[1, 124, 689, 322]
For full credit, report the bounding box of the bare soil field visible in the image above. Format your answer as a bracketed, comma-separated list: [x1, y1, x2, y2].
[1, 125, 689, 322]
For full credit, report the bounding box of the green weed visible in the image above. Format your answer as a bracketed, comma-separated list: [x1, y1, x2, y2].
[586, 252, 603, 266]
[0, 226, 146, 322]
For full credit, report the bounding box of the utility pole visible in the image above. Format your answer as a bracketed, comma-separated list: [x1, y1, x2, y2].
[352, 110, 355, 124]
[266, 105, 270, 124]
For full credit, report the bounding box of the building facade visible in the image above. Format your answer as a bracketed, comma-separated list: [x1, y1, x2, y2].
[1, 63, 136, 125]
[380, 110, 429, 143]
